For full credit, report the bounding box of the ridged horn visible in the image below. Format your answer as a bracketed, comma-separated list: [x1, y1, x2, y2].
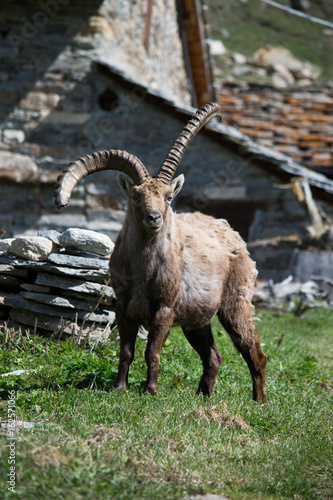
[156, 102, 223, 184]
[54, 149, 150, 209]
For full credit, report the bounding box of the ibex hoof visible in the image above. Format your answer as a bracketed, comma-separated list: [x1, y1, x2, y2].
[145, 382, 158, 395]
[113, 382, 127, 392]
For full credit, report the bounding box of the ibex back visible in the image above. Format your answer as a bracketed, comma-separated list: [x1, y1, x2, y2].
[54, 103, 267, 402]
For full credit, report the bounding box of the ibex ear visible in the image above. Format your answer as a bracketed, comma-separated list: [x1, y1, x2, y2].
[171, 174, 184, 198]
[117, 173, 133, 199]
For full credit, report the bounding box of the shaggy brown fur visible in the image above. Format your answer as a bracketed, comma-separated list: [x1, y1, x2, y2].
[54, 103, 267, 402]
[110, 178, 266, 401]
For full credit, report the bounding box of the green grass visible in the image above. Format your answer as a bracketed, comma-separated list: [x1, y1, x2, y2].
[0, 308, 332, 499]
[206, 0, 333, 81]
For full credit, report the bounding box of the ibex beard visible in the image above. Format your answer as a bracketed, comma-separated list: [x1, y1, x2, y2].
[54, 103, 267, 403]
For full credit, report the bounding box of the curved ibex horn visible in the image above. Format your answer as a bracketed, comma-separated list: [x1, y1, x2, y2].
[54, 149, 150, 209]
[156, 102, 223, 184]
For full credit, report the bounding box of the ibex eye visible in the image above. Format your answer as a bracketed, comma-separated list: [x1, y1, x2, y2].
[166, 196, 172, 203]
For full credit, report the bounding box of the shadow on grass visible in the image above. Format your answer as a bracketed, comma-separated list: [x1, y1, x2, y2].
[0, 371, 119, 399]
[0, 371, 162, 399]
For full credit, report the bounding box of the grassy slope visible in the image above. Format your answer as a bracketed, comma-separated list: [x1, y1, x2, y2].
[206, 0, 333, 81]
[0, 308, 332, 499]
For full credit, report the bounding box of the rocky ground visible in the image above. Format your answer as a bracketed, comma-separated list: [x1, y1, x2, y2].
[208, 42, 323, 88]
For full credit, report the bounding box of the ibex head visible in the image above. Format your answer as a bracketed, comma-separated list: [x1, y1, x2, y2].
[54, 103, 222, 234]
[117, 175, 184, 233]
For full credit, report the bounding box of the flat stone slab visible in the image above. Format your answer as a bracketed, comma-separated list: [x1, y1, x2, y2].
[35, 273, 116, 302]
[0, 256, 109, 283]
[0, 264, 29, 279]
[21, 291, 103, 312]
[0, 254, 32, 266]
[0, 274, 23, 289]
[10, 308, 113, 340]
[20, 283, 113, 306]
[20, 283, 53, 293]
[58, 228, 114, 256]
[44, 264, 109, 282]
[48, 252, 109, 270]
[5, 294, 115, 323]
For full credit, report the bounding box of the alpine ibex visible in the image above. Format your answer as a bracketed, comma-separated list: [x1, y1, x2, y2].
[54, 103, 267, 402]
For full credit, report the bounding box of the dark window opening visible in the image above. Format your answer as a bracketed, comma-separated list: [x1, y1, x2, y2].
[98, 89, 119, 111]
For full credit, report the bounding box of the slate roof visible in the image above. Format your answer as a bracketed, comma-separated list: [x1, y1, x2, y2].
[97, 61, 333, 199]
[218, 83, 333, 178]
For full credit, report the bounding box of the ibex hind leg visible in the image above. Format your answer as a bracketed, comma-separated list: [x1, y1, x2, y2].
[218, 300, 267, 403]
[182, 324, 223, 397]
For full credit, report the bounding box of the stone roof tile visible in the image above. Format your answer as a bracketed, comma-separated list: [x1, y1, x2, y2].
[218, 84, 333, 175]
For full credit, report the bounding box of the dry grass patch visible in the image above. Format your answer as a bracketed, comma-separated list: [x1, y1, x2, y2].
[184, 403, 250, 432]
[27, 442, 69, 468]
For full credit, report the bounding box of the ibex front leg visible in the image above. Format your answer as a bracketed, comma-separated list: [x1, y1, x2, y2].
[114, 303, 138, 391]
[145, 306, 174, 395]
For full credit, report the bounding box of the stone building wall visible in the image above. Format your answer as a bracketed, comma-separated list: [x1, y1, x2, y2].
[1, 0, 190, 104]
[0, 0, 191, 186]
[95, 0, 190, 101]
